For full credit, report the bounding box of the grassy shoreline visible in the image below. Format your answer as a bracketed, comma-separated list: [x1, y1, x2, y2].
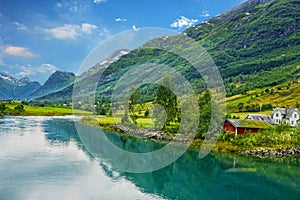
[2, 103, 299, 159]
[0, 103, 92, 116]
[80, 116, 300, 158]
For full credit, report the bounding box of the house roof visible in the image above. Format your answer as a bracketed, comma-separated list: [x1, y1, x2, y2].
[225, 119, 273, 129]
[245, 114, 276, 125]
[286, 108, 299, 118]
[271, 108, 300, 119]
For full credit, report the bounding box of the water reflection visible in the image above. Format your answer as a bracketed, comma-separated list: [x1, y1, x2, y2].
[74, 121, 300, 200]
[0, 116, 299, 200]
[0, 116, 161, 200]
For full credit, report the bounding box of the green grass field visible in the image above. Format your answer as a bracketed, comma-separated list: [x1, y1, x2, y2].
[229, 110, 273, 119]
[226, 80, 300, 113]
[4, 103, 91, 116]
[94, 116, 154, 127]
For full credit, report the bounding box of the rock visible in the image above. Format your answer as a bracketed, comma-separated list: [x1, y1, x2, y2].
[241, 147, 300, 157]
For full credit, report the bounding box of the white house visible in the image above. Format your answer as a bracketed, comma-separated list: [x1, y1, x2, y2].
[271, 108, 300, 126]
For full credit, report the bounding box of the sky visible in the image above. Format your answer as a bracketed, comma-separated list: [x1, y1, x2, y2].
[0, 0, 246, 84]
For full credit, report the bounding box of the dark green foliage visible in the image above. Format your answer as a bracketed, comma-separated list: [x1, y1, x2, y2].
[0, 103, 6, 112]
[184, 0, 300, 97]
[238, 102, 244, 112]
[0, 103, 25, 116]
[197, 90, 212, 138]
[95, 97, 111, 116]
[144, 109, 150, 118]
[14, 104, 24, 112]
[153, 76, 179, 128]
[129, 87, 141, 124]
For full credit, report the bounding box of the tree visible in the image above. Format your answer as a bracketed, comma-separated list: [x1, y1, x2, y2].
[14, 104, 24, 112]
[0, 103, 6, 112]
[238, 102, 244, 112]
[95, 103, 109, 115]
[153, 76, 178, 127]
[144, 109, 150, 118]
[129, 87, 141, 124]
[197, 90, 211, 138]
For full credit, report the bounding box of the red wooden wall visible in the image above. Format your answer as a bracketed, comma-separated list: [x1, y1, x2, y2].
[223, 121, 260, 135]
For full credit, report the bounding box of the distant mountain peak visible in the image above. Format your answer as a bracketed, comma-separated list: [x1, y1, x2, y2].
[0, 72, 41, 100]
[17, 76, 32, 85]
[28, 70, 76, 99]
[98, 49, 130, 66]
[0, 72, 18, 83]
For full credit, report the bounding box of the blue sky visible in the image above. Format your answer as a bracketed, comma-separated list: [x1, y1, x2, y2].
[0, 0, 245, 83]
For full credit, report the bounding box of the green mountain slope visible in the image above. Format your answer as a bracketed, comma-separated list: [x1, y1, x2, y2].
[29, 71, 75, 99]
[38, 0, 300, 105]
[184, 0, 299, 96]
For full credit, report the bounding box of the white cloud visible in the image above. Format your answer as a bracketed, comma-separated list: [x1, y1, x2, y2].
[14, 63, 58, 77]
[44, 23, 98, 40]
[170, 16, 199, 29]
[45, 24, 79, 39]
[115, 18, 127, 22]
[37, 63, 58, 73]
[81, 23, 98, 34]
[14, 22, 27, 30]
[4, 46, 36, 58]
[0, 58, 4, 65]
[201, 11, 210, 17]
[93, 0, 107, 4]
[132, 25, 140, 32]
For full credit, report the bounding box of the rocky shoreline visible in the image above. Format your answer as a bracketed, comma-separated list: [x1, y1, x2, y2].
[241, 147, 300, 157]
[82, 119, 300, 158]
[110, 125, 172, 140]
[109, 125, 193, 142]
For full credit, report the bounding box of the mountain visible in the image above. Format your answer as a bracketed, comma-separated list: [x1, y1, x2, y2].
[17, 77, 32, 85]
[29, 71, 75, 99]
[0, 72, 41, 100]
[37, 0, 300, 105]
[184, 0, 299, 95]
[37, 49, 130, 102]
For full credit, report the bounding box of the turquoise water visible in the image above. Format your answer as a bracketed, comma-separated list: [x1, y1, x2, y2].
[0, 116, 299, 200]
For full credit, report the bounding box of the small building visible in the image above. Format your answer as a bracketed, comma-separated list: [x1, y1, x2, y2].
[245, 114, 276, 125]
[271, 108, 300, 126]
[223, 119, 272, 136]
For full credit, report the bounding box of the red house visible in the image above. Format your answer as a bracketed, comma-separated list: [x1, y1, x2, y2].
[223, 119, 272, 136]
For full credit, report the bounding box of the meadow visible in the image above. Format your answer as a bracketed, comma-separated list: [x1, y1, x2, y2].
[1, 102, 91, 116]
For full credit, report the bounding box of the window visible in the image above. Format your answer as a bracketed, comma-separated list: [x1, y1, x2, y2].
[276, 113, 279, 117]
[294, 114, 297, 118]
[291, 121, 294, 125]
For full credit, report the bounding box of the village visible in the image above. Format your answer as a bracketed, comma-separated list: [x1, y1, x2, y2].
[224, 107, 300, 136]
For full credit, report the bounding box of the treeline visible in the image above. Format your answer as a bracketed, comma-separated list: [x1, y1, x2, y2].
[92, 75, 213, 139]
[225, 68, 299, 97]
[0, 103, 25, 116]
[21, 100, 71, 107]
[237, 102, 273, 112]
